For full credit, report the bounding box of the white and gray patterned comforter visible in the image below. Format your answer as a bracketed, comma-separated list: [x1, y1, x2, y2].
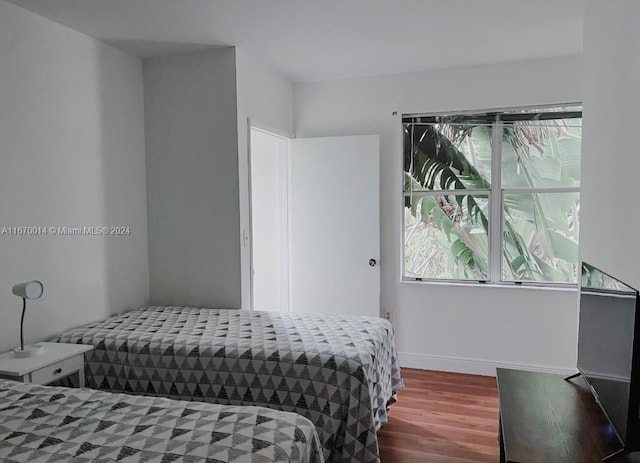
[0, 378, 323, 463]
[57, 307, 404, 463]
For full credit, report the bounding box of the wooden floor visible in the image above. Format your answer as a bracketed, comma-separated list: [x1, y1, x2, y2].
[378, 368, 500, 463]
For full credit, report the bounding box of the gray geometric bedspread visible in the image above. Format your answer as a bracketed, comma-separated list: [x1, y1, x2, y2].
[0, 378, 323, 463]
[57, 307, 404, 463]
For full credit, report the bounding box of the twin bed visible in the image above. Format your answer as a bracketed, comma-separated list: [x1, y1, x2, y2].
[2, 306, 403, 463]
[0, 378, 322, 462]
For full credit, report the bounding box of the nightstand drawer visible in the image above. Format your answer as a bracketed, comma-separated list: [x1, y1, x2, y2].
[29, 355, 82, 385]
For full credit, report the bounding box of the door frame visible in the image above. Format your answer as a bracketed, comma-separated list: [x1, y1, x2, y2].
[246, 118, 292, 312]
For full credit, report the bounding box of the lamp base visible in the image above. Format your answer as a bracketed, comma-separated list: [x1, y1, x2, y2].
[12, 344, 45, 358]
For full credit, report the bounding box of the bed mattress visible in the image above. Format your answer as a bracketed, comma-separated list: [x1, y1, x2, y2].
[0, 378, 323, 463]
[57, 306, 404, 463]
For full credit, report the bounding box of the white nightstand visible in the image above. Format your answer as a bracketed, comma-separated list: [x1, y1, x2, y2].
[0, 342, 93, 386]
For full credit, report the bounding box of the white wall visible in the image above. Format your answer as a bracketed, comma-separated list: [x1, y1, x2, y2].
[0, 0, 149, 353]
[144, 49, 240, 308]
[581, 0, 640, 289]
[235, 47, 294, 309]
[294, 56, 583, 375]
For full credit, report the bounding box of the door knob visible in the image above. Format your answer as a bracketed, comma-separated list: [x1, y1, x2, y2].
[369, 258, 377, 267]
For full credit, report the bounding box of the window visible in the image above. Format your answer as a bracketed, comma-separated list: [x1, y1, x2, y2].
[402, 106, 582, 285]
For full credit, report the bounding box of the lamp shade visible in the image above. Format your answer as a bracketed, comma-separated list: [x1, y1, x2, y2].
[12, 281, 43, 299]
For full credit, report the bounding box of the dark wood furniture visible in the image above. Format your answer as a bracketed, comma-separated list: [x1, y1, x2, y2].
[497, 368, 623, 462]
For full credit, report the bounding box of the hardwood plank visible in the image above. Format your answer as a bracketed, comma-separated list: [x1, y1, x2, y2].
[379, 368, 500, 463]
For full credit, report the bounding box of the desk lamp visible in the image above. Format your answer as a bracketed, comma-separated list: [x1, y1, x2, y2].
[12, 280, 44, 358]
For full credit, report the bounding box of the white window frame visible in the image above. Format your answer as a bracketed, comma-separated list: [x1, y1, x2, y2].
[401, 104, 582, 287]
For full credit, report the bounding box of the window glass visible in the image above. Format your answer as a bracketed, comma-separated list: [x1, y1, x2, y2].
[501, 119, 582, 188]
[402, 107, 581, 285]
[404, 194, 489, 280]
[502, 192, 580, 282]
[404, 123, 492, 192]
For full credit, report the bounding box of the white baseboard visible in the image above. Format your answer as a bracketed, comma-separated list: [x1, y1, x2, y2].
[398, 352, 575, 377]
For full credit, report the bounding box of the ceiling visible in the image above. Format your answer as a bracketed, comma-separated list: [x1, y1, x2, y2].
[7, 0, 587, 82]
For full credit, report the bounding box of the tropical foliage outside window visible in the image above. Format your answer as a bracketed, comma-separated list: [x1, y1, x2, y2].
[403, 107, 582, 284]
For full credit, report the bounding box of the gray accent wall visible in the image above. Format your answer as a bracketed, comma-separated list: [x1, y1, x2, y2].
[144, 49, 241, 308]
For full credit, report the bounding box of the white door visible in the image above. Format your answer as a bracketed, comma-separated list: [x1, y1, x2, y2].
[289, 135, 380, 317]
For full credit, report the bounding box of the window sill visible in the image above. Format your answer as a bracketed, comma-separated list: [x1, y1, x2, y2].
[400, 278, 578, 292]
